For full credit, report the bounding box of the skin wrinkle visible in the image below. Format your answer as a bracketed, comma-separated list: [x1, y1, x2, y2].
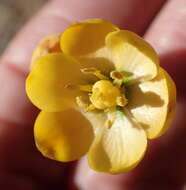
[0, 0, 182, 189]
[2, 61, 28, 78]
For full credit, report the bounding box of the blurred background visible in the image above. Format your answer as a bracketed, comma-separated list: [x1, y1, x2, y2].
[0, 0, 47, 54]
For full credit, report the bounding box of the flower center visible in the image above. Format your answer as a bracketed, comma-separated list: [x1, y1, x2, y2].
[64, 68, 129, 128]
[90, 80, 126, 109]
[76, 68, 128, 111]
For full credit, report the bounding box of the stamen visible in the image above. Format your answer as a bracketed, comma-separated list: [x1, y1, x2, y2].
[81, 67, 109, 80]
[76, 96, 96, 112]
[64, 84, 77, 90]
[105, 109, 116, 129]
[78, 85, 93, 92]
[116, 96, 128, 107]
[87, 104, 96, 111]
[110, 71, 123, 80]
[65, 83, 92, 92]
[110, 71, 131, 85]
[110, 71, 124, 87]
[76, 96, 88, 108]
[113, 80, 122, 88]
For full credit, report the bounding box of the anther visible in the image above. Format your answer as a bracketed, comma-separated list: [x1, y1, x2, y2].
[76, 96, 88, 108]
[78, 85, 93, 92]
[64, 83, 92, 92]
[116, 96, 128, 107]
[81, 67, 109, 80]
[110, 71, 123, 80]
[64, 84, 77, 89]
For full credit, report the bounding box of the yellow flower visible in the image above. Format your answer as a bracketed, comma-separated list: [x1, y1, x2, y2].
[26, 18, 176, 174]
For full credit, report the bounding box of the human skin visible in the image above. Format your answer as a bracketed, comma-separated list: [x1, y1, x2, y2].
[0, 0, 185, 189]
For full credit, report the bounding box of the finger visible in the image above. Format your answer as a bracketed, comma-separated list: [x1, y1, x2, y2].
[143, 0, 186, 187]
[73, 0, 186, 190]
[145, 0, 186, 93]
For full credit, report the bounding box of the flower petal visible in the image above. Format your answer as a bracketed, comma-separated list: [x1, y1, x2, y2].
[60, 18, 118, 56]
[31, 33, 61, 70]
[26, 53, 82, 112]
[87, 110, 147, 174]
[106, 30, 159, 82]
[34, 109, 94, 162]
[127, 68, 176, 139]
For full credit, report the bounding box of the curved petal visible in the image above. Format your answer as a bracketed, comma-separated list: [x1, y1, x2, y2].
[106, 30, 159, 82]
[31, 33, 61, 70]
[80, 110, 107, 134]
[60, 18, 118, 56]
[34, 109, 94, 162]
[86, 110, 147, 174]
[26, 53, 82, 112]
[127, 68, 176, 139]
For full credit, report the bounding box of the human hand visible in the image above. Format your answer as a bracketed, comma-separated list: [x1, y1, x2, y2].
[0, 0, 184, 189]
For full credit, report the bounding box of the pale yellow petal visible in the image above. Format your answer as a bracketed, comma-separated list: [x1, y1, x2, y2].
[34, 109, 94, 162]
[26, 53, 82, 112]
[127, 68, 176, 139]
[87, 110, 147, 174]
[106, 30, 159, 82]
[31, 33, 61, 70]
[60, 18, 118, 56]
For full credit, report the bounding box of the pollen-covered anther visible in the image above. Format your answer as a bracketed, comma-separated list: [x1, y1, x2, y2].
[65, 84, 92, 92]
[76, 96, 89, 108]
[116, 96, 128, 107]
[110, 71, 123, 80]
[76, 97, 96, 112]
[110, 71, 124, 87]
[87, 104, 96, 112]
[78, 85, 93, 92]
